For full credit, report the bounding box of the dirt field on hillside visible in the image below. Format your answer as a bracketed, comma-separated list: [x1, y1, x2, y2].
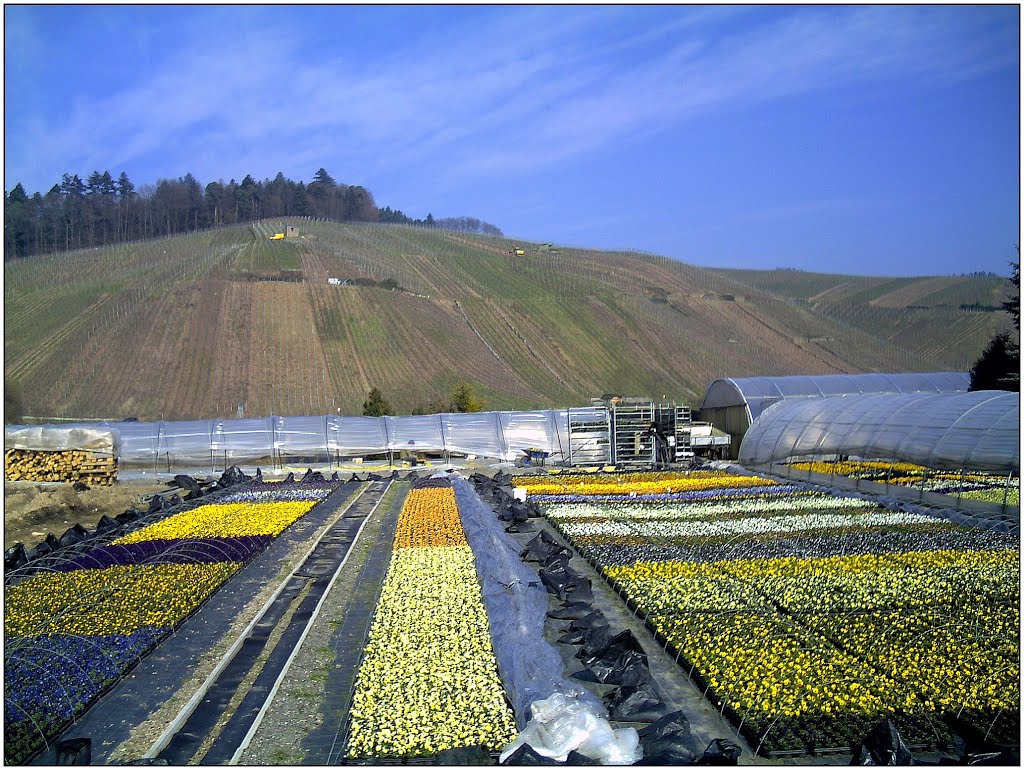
[4, 481, 167, 548]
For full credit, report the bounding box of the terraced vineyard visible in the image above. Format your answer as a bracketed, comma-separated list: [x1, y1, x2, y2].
[4, 220, 1010, 420]
[710, 267, 1013, 373]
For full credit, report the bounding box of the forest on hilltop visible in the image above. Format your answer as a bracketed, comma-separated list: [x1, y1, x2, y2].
[3, 167, 500, 259]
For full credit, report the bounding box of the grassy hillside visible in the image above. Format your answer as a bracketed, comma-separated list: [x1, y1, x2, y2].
[4, 220, 1011, 421]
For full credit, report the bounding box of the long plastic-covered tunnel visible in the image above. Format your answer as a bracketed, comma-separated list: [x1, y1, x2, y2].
[738, 390, 1019, 474]
[5, 408, 611, 469]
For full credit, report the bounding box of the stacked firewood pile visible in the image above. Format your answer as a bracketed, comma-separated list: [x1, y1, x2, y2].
[4, 449, 117, 485]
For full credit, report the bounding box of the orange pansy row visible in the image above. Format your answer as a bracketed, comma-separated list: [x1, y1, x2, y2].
[393, 487, 468, 549]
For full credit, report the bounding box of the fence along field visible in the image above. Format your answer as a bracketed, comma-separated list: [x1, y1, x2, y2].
[4, 219, 1008, 421]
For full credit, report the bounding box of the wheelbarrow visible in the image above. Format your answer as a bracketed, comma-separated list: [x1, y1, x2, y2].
[520, 449, 551, 467]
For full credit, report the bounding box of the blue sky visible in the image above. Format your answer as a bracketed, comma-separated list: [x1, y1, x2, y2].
[4, 4, 1019, 276]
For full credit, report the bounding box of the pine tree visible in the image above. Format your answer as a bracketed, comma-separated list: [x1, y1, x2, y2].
[969, 332, 1019, 391]
[362, 387, 393, 417]
[451, 381, 483, 413]
[969, 253, 1020, 392]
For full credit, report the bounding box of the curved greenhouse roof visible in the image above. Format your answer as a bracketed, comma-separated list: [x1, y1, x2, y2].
[700, 372, 970, 425]
[738, 390, 1019, 473]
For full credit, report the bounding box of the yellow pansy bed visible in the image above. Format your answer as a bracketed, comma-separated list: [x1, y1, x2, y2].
[604, 549, 1020, 751]
[514, 470, 727, 488]
[648, 611, 924, 753]
[529, 469, 1020, 754]
[5, 562, 241, 638]
[113, 500, 316, 543]
[5, 486, 327, 764]
[519, 472, 777, 497]
[802, 605, 1020, 742]
[345, 487, 517, 759]
[789, 461, 1019, 507]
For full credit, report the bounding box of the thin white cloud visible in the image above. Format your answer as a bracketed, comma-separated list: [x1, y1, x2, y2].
[442, 6, 1017, 179]
[4, 5, 1016, 193]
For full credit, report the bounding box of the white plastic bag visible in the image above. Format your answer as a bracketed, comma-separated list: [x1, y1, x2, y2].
[499, 693, 643, 765]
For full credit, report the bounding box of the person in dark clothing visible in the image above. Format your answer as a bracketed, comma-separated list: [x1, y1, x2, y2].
[644, 422, 671, 468]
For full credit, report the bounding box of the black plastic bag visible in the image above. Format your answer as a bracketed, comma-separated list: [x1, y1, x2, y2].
[565, 749, 601, 765]
[698, 738, 743, 765]
[72, 480, 90, 492]
[540, 544, 572, 566]
[146, 495, 165, 514]
[217, 465, 251, 488]
[582, 647, 651, 687]
[852, 717, 914, 765]
[574, 626, 619, 665]
[5, 543, 27, 571]
[502, 744, 560, 765]
[604, 683, 666, 722]
[565, 576, 594, 604]
[55, 737, 91, 765]
[557, 627, 588, 645]
[506, 520, 537, 534]
[547, 601, 593, 620]
[169, 474, 201, 494]
[637, 711, 701, 765]
[539, 561, 573, 596]
[539, 559, 587, 602]
[509, 501, 530, 520]
[569, 609, 607, 631]
[58, 524, 90, 548]
[283, 471, 296, 483]
[116, 507, 142, 524]
[95, 514, 119, 533]
[580, 626, 642, 660]
[521, 531, 570, 563]
[255, 467, 264, 481]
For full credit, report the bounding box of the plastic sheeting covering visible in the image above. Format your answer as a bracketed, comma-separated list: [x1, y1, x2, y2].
[738, 390, 1020, 473]
[451, 476, 604, 727]
[5, 409, 577, 468]
[701, 371, 969, 423]
[4, 425, 118, 456]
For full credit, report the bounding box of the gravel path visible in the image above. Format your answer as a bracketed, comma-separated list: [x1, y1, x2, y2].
[238, 481, 407, 764]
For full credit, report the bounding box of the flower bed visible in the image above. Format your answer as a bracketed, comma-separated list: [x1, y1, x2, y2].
[518, 470, 777, 497]
[113, 500, 317, 543]
[345, 486, 517, 759]
[789, 461, 1019, 507]
[520, 470, 1021, 756]
[3, 485, 330, 764]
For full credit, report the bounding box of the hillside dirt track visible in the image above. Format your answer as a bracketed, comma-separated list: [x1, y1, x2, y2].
[3, 480, 166, 548]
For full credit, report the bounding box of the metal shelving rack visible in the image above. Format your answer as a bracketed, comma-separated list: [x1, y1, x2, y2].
[657, 404, 693, 462]
[610, 401, 655, 466]
[566, 406, 611, 466]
